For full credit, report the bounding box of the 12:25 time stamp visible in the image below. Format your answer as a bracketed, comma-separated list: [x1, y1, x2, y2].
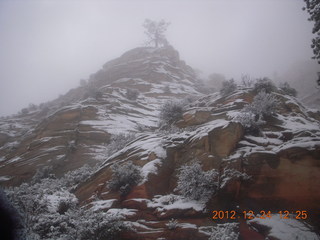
[212, 210, 308, 220]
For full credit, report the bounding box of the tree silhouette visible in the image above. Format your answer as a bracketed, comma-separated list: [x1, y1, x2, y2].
[303, 1, 320, 63]
[143, 19, 170, 48]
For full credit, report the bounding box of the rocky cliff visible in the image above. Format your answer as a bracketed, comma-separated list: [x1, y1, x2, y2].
[1, 46, 320, 239]
[0, 46, 201, 186]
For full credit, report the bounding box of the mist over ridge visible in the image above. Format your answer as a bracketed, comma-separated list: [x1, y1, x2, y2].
[0, 0, 318, 116]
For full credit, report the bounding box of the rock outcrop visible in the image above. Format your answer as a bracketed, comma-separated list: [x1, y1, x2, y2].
[1, 46, 320, 239]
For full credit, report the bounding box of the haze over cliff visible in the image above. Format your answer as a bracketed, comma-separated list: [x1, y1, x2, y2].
[0, 45, 320, 240]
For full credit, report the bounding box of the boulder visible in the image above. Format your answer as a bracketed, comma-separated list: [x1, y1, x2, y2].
[208, 122, 244, 158]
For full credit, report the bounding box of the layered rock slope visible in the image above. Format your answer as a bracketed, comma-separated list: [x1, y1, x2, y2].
[1, 46, 320, 239]
[75, 88, 320, 239]
[0, 46, 202, 186]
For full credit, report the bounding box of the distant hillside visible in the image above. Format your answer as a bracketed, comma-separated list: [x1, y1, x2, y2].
[278, 60, 320, 109]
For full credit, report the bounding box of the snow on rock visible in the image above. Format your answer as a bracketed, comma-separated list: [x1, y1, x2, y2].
[106, 208, 137, 218]
[178, 222, 198, 229]
[91, 199, 117, 211]
[248, 214, 320, 240]
[188, 119, 229, 142]
[147, 194, 205, 212]
[276, 114, 320, 132]
[274, 136, 320, 152]
[141, 158, 162, 182]
[0, 175, 11, 182]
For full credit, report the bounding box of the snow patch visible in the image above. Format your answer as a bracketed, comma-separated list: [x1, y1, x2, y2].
[91, 199, 117, 211]
[248, 214, 320, 240]
[148, 194, 205, 212]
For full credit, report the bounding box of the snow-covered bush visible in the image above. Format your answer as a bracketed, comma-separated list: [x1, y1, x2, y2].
[279, 82, 297, 97]
[209, 222, 239, 240]
[5, 175, 80, 239]
[78, 210, 128, 240]
[106, 133, 136, 156]
[31, 208, 127, 240]
[175, 162, 218, 202]
[125, 88, 139, 101]
[233, 90, 278, 134]
[220, 168, 250, 189]
[241, 74, 255, 87]
[62, 164, 94, 190]
[84, 86, 103, 100]
[232, 111, 264, 134]
[108, 161, 142, 196]
[166, 218, 178, 230]
[57, 199, 76, 215]
[247, 90, 279, 117]
[159, 100, 184, 126]
[32, 166, 55, 184]
[220, 79, 237, 96]
[253, 77, 276, 93]
[32, 212, 76, 239]
[5, 173, 129, 240]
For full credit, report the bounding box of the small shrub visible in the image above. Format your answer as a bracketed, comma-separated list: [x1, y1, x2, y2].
[209, 223, 239, 240]
[279, 82, 297, 97]
[67, 140, 77, 152]
[62, 164, 94, 189]
[232, 111, 263, 135]
[159, 100, 184, 126]
[79, 211, 128, 240]
[166, 218, 178, 230]
[241, 74, 255, 87]
[253, 78, 276, 93]
[220, 168, 250, 189]
[220, 79, 237, 96]
[125, 88, 139, 100]
[20, 108, 29, 115]
[233, 90, 278, 134]
[106, 133, 136, 156]
[57, 199, 75, 215]
[32, 166, 55, 184]
[248, 90, 279, 117]
[175, 162, 218, 202]
[85, 86, 103, 100]
[28, 103, 37, 111]
[108, 161, 142, 196]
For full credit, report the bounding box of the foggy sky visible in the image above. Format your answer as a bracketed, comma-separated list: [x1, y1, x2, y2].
[0, 0, 317, 116]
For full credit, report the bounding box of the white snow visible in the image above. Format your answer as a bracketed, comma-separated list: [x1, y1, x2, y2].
[277, 114, 319, 132]
[91, 199, 116, 211]
[106, 208, 137, 217]
[178, 222, 198, 229]
[248, 214, 320, 240]
[244, 135, 283, 146]
[189, 119, 229, 142]
[147, 194, 205, 212]
[0, 176, 11, 181]
[141, 158, 162, 182]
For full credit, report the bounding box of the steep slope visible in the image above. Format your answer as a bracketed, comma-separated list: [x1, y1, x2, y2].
[0, 46, 202, 186]
[75, 88, 320, 240]
[1, 45, 320, 239]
